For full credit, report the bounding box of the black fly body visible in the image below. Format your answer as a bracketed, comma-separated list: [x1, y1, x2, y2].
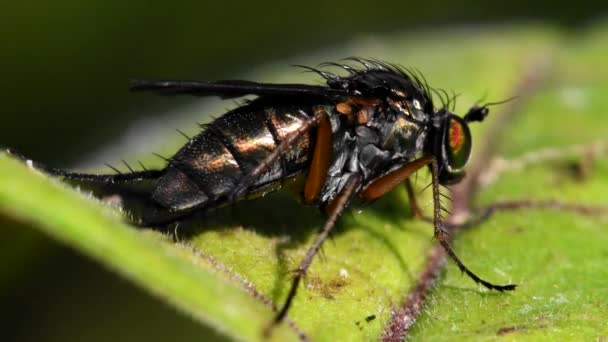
[5, 58, 516, 334]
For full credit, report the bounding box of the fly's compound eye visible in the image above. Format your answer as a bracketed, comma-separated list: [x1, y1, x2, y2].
[444, 115, 472, 172]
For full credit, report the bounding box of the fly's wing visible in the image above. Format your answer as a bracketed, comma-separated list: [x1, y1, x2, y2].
[130, 79, 348, 100]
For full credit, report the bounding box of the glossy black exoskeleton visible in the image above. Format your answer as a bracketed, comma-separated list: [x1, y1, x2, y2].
[6, 58, 515, 333]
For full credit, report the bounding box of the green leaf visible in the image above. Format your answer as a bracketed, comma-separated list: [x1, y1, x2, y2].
[1, 23, 607, 341]
[409, 23, 608, 340]
[0, 155, 297, 342]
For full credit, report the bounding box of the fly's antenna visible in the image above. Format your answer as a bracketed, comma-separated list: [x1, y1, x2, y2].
[481, 96, 519, 107]
[464, 95, 519, 123]
[476, 91, 489, 105]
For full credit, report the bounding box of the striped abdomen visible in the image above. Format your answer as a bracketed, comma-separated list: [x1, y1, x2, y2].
[152, 102, 317, 211]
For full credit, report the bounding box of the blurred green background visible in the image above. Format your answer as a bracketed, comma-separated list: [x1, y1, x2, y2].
[1, 1, 607, 341]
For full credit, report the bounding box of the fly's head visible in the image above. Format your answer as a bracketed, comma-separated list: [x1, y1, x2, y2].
[429, 103, 490, 185]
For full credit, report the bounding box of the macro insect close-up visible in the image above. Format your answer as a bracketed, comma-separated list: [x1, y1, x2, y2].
[2, 4, 608, 342]
[6, 58, 516, 334]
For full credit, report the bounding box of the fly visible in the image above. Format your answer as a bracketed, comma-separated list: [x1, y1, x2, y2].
[6, 58, 516, 333]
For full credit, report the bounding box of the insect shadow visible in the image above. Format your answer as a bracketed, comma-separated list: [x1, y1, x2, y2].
[74, 169, 418, 240]
[76, 175, 418, 302]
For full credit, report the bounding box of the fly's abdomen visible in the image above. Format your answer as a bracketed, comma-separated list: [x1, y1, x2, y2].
[152, 104, 314, 211]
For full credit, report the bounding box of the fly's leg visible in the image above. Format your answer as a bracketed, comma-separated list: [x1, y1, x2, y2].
[229, 107, 329, 201]
[361, 155, 516, 291]
[360, 156, 434, 201]
[441, 207, 496, 230]
[302, 111, 332, 204]
[402, 170, 493, 232]
[404, 178, 423, 219]
[429, 158, 516, 291]
[265, 174, 362, 336]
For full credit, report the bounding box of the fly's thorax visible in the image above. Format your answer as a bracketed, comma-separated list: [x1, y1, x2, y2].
[318, 97, 433, 204]
[366, 99, 429, 162]
[380, 115, 426, 155]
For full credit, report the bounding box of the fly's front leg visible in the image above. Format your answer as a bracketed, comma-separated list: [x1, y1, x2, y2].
[361, 155, 516, 291]
[428, 158, 516, 291]
[360, 156, 434, 201]
[360, 156, 433, 222]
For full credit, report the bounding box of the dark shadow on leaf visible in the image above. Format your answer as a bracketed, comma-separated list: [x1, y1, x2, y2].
[169, 191, 324, 242]
[71, 177, 429, 306]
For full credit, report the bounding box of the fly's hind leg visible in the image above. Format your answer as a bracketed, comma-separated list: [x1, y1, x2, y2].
[228, 107, 330, 201]
[265, 174, 362, 337]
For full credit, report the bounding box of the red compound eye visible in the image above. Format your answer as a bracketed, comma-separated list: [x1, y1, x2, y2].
[449, 119, 464, 153]
[445, 116, 471, 170]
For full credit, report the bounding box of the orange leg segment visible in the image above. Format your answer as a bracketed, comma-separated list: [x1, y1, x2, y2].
[303, 111, 333, 204]
[360, 155, 433, 202]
